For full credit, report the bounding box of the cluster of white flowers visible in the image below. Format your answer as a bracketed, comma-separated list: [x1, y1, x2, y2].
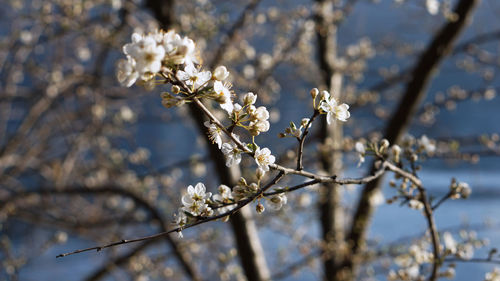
[181, 183, 213, 217]
[485, 267, 500, 281]
[449, 179, 472, 199]
[228, 92, 270, 136]
[117, 29, 353, 237]
[117, 29, 236, 114]
[417, 135, 436, 156]
[388, 240, 434, 281]
[174, 183, 237, 235]
[117, 30, 198, 87]
[442, 230, 488, 260]
[387, 231, 485, 281]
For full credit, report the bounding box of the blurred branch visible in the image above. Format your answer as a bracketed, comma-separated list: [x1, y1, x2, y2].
[209, 0, 262, 69]
[84, 240, 156, 281]
[2, 186, 202, 281]
[346, 0, 479, 278]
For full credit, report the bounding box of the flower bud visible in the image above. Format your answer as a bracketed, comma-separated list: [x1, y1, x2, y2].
[243, 92, 257, 105]
[380, 139, 390, 153]
[238, 177, 248, 187]
[319, 90, 330, 101]
[247, 105, 256, 115]
[172, 85, 181, 94]
[391, 145, 401, 163]
[310, 88, 319, 99]
[411, 153, 418, 162]
[249, 183, 259, 192]
[55, 231, 68, 244]
[256, 167, 266, 180]
[213, 65, 230, 81]
[256, 203, 265, 214]
[409, 199, 424, 210]
[301, 118, 311, 129]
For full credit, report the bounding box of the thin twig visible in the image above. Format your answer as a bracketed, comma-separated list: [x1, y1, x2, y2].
[419, 188, 441, 281]
[296, 110, 320, 171]
[56, 172, 285, 258]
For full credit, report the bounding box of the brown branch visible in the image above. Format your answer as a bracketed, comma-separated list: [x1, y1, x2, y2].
[2, 187, 202, 281]
[55, 172, 285, 258]
[419, 188, 441, 281]
[346, 0, 479, 278]
[209, 0, 262, 69]
[445, 257, 500, 265]
[297, 110, 320, 171]
[84, 240, 156, 281]
[51, 158, 422, 259]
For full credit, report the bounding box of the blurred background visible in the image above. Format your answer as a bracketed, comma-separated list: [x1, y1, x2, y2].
[1, 0, 500, 280]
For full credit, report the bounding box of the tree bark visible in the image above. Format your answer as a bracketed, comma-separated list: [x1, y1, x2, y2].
[315, 1, 346, 280]
[345, 0, 479, 279]
[144, 1, 271, 280]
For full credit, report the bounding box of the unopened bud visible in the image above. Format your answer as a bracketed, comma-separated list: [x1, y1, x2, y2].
[55, 231, 68, 244]
[319, 90, 330, 101]
[391, 145, 401, 163]
[256, 168, 266, 180]
[172, 85, 181, 94]
[411, 153, 418, 162]
[380, 139, 390, 153]
[301, 118, 310, 128]
[249, 183, 259, 192]
[238, 177, 247, 186]
[256, 203, 265, 214]
[310, 88, 319, 99]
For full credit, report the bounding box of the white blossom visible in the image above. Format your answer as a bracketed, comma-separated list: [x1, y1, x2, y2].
[319, 92, 350, 124]
[213, 81, 233, 113]
[452, 181, 471, 199]
[249, 106, 270, 135]
[176, 36, 199, 67]
[457, 242, 474, 260]
[116, 57, 139, 87]
[485, 267, 500, 281]
[418, 135, 436, 155]
[213, 65, 230, 81]
[221, 136, 243, 167]
[426, 0, 439, 15]
[176, 63, 211, 90]
[355, 142, 365, 167]
[253, 106, 269, 121]
[181, 183, 212, 216]
[243, 92, 257, 105]
[173, 209, 187, 238]
[443, 232, 457, 254]
[409, 199, 424, 210]
[254, 147, 275, 172]
[123, 33, 165, 77]
[204, 121, 223, 149]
